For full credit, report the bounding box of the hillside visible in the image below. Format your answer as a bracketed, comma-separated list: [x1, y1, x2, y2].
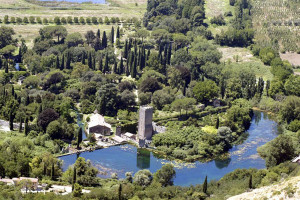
[228, 175, 300, 200]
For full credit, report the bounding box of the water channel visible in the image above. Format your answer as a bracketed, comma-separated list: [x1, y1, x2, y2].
[60, 110, 278, 186]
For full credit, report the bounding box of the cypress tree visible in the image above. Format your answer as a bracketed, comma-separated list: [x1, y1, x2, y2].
[99, 57, 103, 72]
[116, 26, 120, 39]
[97, 29, 101, 38]
[11, 85, 14, 96]
[104, 53, 109, 73]
[203, 175, 208, 194]
[51, 162, 55, 180]
[5, 60, 8, 73]
[9, 111, 14, 131]
[77, 127, 82, 149]
[113, 59, 118, 74]
[118, 184, 122, 200]
[131, 56, 137, 78]
[111, 26, 115, 44]
[24, 117, 29, 136]
[249, 175, 252, 189]
[56, 55, 60, 69]
[215, 116, 220, 129]
[266, 80, 270, 96]
[66, 52, 71, 69]
[0, 59, 2, 69]
[60, 54, 65, 70]
[102, 31, 107, 48]
[19, 117, 22, 133]
[81, 52, 85, 65]
[119, 57, 124, 74]
[94, 37, 101, 51]
[93, 55, 96, 70]
[124, 40, 128, 59]
[99, 96, 106, 115]
[72, 167, 77, 191]
[167, 44, 172, 65]
[88, 52, 92, 69]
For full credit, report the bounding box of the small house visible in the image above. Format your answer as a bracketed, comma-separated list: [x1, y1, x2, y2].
[124, 132, 136, 140]
[88, 114, 112, 136]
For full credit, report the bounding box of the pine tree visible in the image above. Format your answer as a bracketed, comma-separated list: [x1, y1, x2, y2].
[60, 54, 65, 70]
[77, 127, 82, 149]
[119, 57, 124, 74]
[110, 26, 115, 44]
[203, 175, 208, 194]
[56, 55, 60, 69]
[19, 117, 23, 133]
[24, 117, 29, 136]
[72, 167, 77, 191]
[99, 57, 103, 72]
[249, 175, 252, 189]
[102, 31, 108, 48]
[104, 53, 109, 73]
[9, 111, 14, 131]
[116, 26, 120, 39]
[97, 29, 101, 38]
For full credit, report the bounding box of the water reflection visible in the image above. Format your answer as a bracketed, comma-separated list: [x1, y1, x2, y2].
[214, 157, 231, 169]
[137, 148, 150, 169]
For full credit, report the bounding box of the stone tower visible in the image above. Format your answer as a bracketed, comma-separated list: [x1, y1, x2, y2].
[138, 106, 153, 141]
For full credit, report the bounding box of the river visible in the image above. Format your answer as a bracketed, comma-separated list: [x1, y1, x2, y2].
[60, 111, 278, 186]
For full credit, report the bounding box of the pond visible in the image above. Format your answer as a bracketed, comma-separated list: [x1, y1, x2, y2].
[39, 0, 106, 4]
[60, 111, 278, 186]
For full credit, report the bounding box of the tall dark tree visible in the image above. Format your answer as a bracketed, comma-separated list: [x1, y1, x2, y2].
[102, 31, 108, 48]
[66, 52, 71, 69]
[93, 55, 96, 70]
[203, 175, 208, 194]
[110, 26, 115, 44]
[81, 52, 86, 65]
[56, 55, 60, 69]
[24, 117, 29, 136]
[77, 127, 82, 149]
[124, 40, 128, 59]
[119, 57, 124, 74]
[266, 80, 270, 96]
[51, 162, 55, 180]
[249, 174, 253, 189]
[19, 117, 22, 133]
[116, 26, 120, 39]
[88, 52, 93, 69]
[99, 57, 103, 72]
[94, 37, 101, 51]
[104, 53, 109, 73]
[97, 29, 100, 39]
[167, 44, 172, 65]
[131, 56, 137, 78]
[72, 167, 77, 191]
[60, 54, 65, 70]
[9, 111, 14, 131]
[118, 184, 122, 200]
[113, 59, 118, 74]
[5, 61, 8, 73]
[215, 116, 220, 129]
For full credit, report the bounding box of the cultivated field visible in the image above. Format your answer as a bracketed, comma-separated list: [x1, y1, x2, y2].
[0, 0, 146, 47]
[252, 0, 300, 52]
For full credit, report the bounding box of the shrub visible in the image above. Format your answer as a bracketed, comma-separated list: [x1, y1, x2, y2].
[288, 120, 300, 132]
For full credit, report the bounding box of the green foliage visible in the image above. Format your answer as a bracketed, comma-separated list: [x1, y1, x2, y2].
[193, 80, 219, 104]
[153, 164, 176, 187]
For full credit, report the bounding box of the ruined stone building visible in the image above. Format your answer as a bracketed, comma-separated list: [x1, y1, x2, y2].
[138, 106, 153, 147]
